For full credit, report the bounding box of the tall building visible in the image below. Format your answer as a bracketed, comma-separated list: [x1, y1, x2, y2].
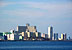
[27, 26, 37, 32]
[35, 32, 38, 38]
[64, 33, 67, 40]
[61, 33, 67, 40]
[17, 24, 37, 33]
[16, 24, 37, 36]
[54, 33, 58, 40]
[61, 33, 64, 40]
[48, 26, 53, 40]
[9, 24, 40, 40]
[26, 32, 30, 38]
[17, 26, 27, 33]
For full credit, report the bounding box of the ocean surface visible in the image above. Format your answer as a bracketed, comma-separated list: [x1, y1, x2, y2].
[0, 41, 72, 50]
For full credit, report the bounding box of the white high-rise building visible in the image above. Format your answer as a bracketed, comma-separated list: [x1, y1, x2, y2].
[48, 26, 53, 40]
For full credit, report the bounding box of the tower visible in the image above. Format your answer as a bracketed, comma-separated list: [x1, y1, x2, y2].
[48, 26, 53, 40]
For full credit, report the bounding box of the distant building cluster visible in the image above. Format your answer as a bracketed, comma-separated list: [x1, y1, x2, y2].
[0, 23, 70, 41]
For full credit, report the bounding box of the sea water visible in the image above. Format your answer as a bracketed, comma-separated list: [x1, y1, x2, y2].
[0, 41, 72, 50]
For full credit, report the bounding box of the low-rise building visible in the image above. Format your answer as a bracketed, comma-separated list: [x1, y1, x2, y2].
[54, 33, 58, 40]
[41, 33, 45, 38]
[0, 32, 4, 40]
[19, 36, 22, 40]
[58, 38, 61, 40]
[45, 34, 48, 39]
[64, 33, 67, 40]
[38, 32, 41, 38]
[3, 32, 12, 40]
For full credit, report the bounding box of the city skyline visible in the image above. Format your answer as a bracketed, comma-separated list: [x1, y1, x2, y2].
[0, 0, 72, 38]
[0, 23, 68, 40]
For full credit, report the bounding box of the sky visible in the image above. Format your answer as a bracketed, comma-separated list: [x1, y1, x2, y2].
[0, 0, 72, 38]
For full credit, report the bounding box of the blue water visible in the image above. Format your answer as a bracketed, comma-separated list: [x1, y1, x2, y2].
[0, 41, 72, 50]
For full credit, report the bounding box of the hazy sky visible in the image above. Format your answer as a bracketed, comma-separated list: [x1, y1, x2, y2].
[0, 0, 72, 38]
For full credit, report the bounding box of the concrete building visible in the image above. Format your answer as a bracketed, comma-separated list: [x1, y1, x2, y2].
[59, 33, 67, 40]
[17, 24, 37, 33]
[27, 26, 37, 32]
[17, 26, 27, 33]
[22, 32, 24, 36]
[24, 32, 36, 40]
[14, 33, 19, 40]
[54, 33, 58, 40]
[26, 32, 30, 38]
[26, 23, 37, 33]
[0, 32, 4, 40]
[38, 32, 41, 38]
[4, 34, 7, 40]
[45, 34, 48, 39]
[35, 32, 38, 38]
[41, 33, 45, 38]
[15, 24, 28, 40]
[58, 38, 61, 40]
[10, 33, 14, 40]
[32, 32, 36, 38]
[7, 24, 40, 40]
[7, 34, 10, 40]
[19, 36, 22, 40]
[48, 26, 53, 40]
[16, 24, 37, 39]
[4, 32, 14, 40]
[64, 33, 67, 40]
[61, 33, 64, 40]
[3, 32, 12, 40]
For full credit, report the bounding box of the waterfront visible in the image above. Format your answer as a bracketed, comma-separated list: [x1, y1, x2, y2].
[0, 41, 72, 50]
